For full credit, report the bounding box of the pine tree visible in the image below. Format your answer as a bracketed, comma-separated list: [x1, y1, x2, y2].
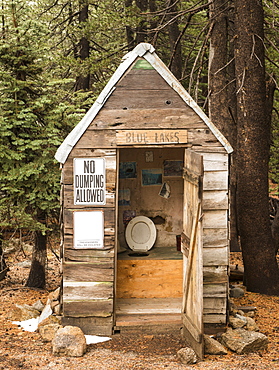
[0, 0, 63, 288]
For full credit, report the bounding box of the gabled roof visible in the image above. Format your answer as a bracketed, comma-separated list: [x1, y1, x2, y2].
[55, 43, 233, 164]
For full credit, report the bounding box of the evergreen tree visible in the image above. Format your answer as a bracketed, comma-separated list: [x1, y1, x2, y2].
[0, 0, 63, 287]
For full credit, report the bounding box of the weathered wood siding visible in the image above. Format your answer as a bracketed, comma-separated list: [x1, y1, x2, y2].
[61, 149, 117, 335]
[201, 151, 229, 324]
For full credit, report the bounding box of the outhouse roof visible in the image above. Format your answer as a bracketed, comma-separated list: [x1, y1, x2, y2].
[55, 43, 233, 164]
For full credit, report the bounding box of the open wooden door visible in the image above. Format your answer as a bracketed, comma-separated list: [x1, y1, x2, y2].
[181, 149, 204, 359]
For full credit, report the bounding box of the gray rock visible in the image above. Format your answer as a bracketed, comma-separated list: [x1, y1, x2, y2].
[204, 335, 228, 355]
[229, 314, 247, 329]
[220, 328, 268, 354]
[177, 347, 197, 364]
[229, 286, 245, 298]
[52, 326, 86, 357]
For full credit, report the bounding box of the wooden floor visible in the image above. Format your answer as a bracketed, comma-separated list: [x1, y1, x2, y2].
[115, 298, 182, 332]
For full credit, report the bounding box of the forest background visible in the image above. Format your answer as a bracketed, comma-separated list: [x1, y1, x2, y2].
[0, 0, 278, 294]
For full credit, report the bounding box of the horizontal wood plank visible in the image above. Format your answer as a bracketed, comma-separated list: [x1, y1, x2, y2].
[75, 129, 117, 148]
[103, 89, 187, 110]
[203, 210, 228, 229]
[116, 298, 181, 314]
[117, 69, 172, 90]
[203, 228, 228, 247]
[92, 108, 205, 129]
[203, 297, 227, 314]
[62, 316, 113, 336]
[63, 282, 113, 300]
[203, 171, 228, 191]
[203, 284, 227, 297]
[203, 266, 228, 283]
[203, 190, 228, 210]
[63, 263, 114, 282]
[203, 314, 227, 324]
[63, 300, 113, 317]
[202, 152, 229, 171]
[203, 247, 229, 266]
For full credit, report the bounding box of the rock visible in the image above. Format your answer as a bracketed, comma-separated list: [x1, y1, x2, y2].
[229, 286, 245, 298]
[237, 309, 245, 316]
[39, 323, 62, 342]
[229, 314, 247, 329]
[8, 304, 40, 321]
[246, 317, 259, 331]
[16, 261, 32, 268]
[38, 314, 61, 327]
[53, 304, 62, 315]
[52, 326, 86, 357]
[48, 287, 60, 302]
[38, 314, 62, 341]
[220, 328, 268, 354]
[246, 311, 255, 318]
[32, 300, 45, 312]
[204, 335, 228, 355]
[177, 347, 197, 364]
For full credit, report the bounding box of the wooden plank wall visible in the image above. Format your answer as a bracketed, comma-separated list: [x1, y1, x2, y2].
[201, 151, 229, 325]
[61, 149, 117, 336]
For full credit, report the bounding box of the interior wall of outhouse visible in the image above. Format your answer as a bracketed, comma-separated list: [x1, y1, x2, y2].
[118, 147, 184, 249]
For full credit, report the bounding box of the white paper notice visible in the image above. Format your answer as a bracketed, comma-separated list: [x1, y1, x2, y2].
[74, 211, 104, 249]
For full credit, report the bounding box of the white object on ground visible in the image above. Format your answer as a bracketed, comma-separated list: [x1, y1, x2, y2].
[12, 318, 39, 332]
[85, 335, 111, 344]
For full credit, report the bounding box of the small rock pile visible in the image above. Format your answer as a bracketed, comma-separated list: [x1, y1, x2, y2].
[9, 286, 269, 362]
[8, 288, 103, 357]
[177, 289, 268, 365]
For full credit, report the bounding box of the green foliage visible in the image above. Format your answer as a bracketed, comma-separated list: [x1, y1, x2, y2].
[0, 0, 279, 235]
[0, 0, 64, 233]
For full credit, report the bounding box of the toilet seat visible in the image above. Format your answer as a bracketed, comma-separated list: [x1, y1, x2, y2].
[125, 216, 156, 252]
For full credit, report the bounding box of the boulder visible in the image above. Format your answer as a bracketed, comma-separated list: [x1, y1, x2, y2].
[177, 347, 198, 364]
[52, 326, 86, 357]
[220, 328, 268, 354]
[204, 335, 228, 355]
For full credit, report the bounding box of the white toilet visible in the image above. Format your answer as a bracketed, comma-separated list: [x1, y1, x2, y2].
[125, 216, 157, 252]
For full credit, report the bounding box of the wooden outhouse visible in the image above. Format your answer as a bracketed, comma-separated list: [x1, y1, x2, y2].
[55, 43, 233, 357]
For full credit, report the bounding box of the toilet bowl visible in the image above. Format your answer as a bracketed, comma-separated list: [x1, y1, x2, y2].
[125, 216, 156, 252]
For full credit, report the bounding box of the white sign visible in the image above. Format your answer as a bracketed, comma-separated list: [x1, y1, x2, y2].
[74, 158, 106, 205]
[74, 211, 104, 249]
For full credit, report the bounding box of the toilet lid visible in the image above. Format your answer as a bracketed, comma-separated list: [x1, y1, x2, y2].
[125, 216, 156, 252]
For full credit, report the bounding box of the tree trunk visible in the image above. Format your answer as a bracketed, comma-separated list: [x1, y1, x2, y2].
[26, 212, 47, 289]
[208, 0, 239, 251]
[234, 0, 279, 295]
[75, 0, 90, 91]
[167, 0, 182, 79]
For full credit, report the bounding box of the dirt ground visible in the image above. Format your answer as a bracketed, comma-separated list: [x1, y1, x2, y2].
[0, 245, 279, 370]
